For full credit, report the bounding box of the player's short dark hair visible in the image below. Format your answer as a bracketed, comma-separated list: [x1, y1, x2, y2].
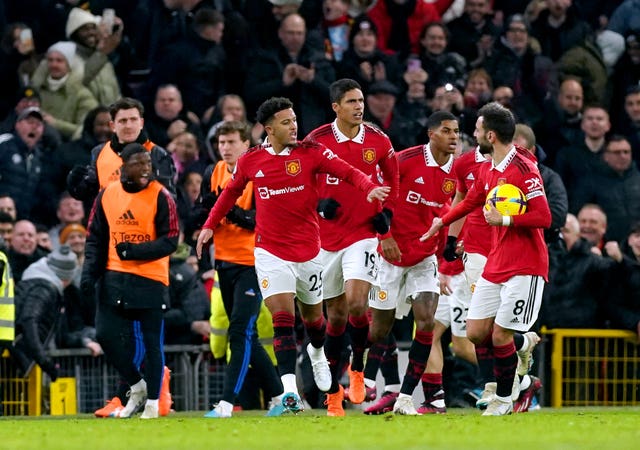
[477, 102, 515, 144]
[109, 97, 144, 120]
[427, 111, 457, 130]
[120, 143, 148, 162]
[255, 97, 293, 125]
[216, 120, 251, 143]
[330, 79, 362, 104]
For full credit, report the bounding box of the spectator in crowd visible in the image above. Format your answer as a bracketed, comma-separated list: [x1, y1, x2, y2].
[64, 7, 122, 106]
[59, 222, 86, 283]
[0, 243, 14, 346]
[337, 15, 403, 95]
[0, 86, 63, 153]
[0, 107, 50, 221]
[554, 105, 610, 201]
[364, 80, 419, 150]
[577, 203, 608, 251]
[164, 242, 211, 346]
[0, 22, 39, 118]
[7, 219, 49, 282]
[614, 85, 640, 164]
[463, 68, 493, 111]
[244, 0, 307, 52]
[176, 170, 203, 227]
[31, 41, 99, 140]
[316, 0, 351, 63]
[571, 136, 640, 243]
[149, 8, 226, 119]
[35, 223, 53, 252]
[67, 97, 176, 206]
[610, 34, 640, 126]
[541, 213, 622, 329]
[12, 245, 78, 381]
[57, 105, 112, 184]
[204, 94, 264, 159]
[0, 212, 14, 246]
[605, 221, 640, 337]
[537, 77, 585, 166]
[529, 0, 593, 62]
[167, 131, 207, 183]
[367, 0, 441, 59]
[484, 14, 556, 130]
[0, 194, 17, 220]
[417, 22, 467, 96]
[446, 0, 500, 67]
[145, 84, 202, 149]
[48, 192, 85, 251]
[244, 13, 336, 137]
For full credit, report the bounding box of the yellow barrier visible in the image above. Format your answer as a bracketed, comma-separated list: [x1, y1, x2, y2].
[50, 377, 77, 415]
[541, 328, 640, 407]
[0, 351, 42, 416]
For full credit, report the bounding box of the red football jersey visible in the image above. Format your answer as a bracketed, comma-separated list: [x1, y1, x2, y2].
[305, 121, 399, 251]
[442, 146, 551, 283]
[453, 147, 492, 257]
[380, 144, 456, 267]
[202, 142, 379, 262]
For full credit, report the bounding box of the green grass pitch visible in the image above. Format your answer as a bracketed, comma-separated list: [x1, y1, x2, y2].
[3, 408, 640, 450]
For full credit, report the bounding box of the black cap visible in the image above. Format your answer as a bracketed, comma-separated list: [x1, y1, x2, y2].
[17, 106, 44, 122]
[349, 15, 378, 43]
[368, 80, 400, 97]
[18, 86, 40, 101]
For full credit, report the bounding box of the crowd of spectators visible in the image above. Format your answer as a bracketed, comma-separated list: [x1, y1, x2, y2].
[2, 0, 640, 402]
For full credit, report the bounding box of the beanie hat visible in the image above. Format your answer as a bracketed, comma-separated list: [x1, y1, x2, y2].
[66, 7, 100, 38]
[46, 245, 78, 280]
[349, 15, 378, 44]
[59, 223, 86, 244]
[47, 41, 77, 66]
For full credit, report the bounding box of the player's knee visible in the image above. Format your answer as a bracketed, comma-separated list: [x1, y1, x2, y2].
[415, 317, 436, 332]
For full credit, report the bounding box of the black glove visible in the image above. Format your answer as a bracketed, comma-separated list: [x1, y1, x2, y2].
[67, 164, 88, 186]
[67, 164, 98, 201]
[80, 277, 96, 300]
[200, 186, 223, 210]
[443, 236, 460, 262]
[116, 242, 133, 260]
[317, 198, 340, 219]
[372, 208, 393, 234]
[226, 205, 256, 230]
[41, 360, 59, 381]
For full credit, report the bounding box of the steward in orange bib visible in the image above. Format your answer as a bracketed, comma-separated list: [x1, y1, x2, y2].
[82, 143, 179, 419]
[67, 97, 176, 205]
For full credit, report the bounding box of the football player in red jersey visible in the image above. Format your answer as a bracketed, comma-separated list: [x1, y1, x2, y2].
[422, 102, 551, 415]
[196, 97, 389, 414]
[305, 79, 399, 413]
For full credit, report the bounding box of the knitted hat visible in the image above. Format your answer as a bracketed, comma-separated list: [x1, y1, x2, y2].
[17, 106, 43, 122]
[349, 15, 378, 44]
[46, 245, 78, 280]
[47, 41, 77, 66]
[59, 223, 86, 244]
[66, 7, 100, 38]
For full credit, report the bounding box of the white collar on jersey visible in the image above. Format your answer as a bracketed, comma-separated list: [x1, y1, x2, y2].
[264, 144, 292, 156]
[474, 146, 489, 163]
[491, 146, 517, 172]
[423, 143, 454, 173]
[331, 120, 365, 144]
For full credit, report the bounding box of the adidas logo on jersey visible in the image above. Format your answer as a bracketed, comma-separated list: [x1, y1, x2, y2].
[466, 173, 475, 180]
[510, 317, 520, 324]
[255, 170, 265, 178]
[116, 210, 138, 225]
[414, 176, 424, 184]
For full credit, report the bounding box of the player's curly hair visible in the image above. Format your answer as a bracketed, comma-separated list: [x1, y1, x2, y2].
[256, 97, 293, 125]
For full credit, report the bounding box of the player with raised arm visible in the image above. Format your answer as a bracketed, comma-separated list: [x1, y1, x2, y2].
[421, 102, 551, 416]
[304, 79, 399, 415]
[196, 97, 390, 414]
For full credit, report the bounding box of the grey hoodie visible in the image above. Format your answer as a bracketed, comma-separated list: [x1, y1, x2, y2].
[21, 257, 65, 295]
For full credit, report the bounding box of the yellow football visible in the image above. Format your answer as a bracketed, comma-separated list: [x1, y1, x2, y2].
[484, 183, 527, 216]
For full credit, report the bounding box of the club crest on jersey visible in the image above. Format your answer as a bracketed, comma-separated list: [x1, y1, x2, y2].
[442, 178, 456, 195]
[261, 277, 269, 289]
[285, 159, 301, 176]
[363, 148, 376, 164]
[377, 290, 388, 302]
[497, 178, 507, 186]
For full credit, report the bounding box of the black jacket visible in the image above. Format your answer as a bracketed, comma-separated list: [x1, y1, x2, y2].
[604, 248, 640, 331]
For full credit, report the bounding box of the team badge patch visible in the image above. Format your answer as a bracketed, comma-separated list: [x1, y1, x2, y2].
[497, 178, 507, 186]
[442, 178, 456, 195]
[261, 278, 269, 289]
[363, 148, 376, 164]
[378, 290, 388, 302]
[285, 159, 301, 176]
